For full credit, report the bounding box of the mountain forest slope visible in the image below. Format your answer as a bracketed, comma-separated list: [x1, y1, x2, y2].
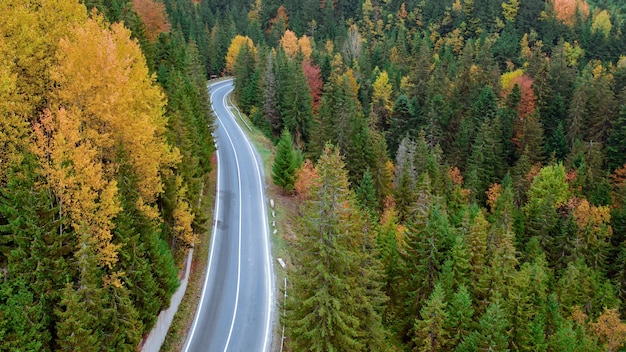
[180, 0, 626, 350]
[0, 0, 214, 349]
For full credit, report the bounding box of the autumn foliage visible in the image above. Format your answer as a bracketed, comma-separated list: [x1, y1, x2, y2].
[294, 159, 319, 199]
[502, 72, 536, 120]
[552, 0, 590, 25]
[132, 0, 171, 41]
[302, 60, 323, 113]
[225, 35, 256, 74]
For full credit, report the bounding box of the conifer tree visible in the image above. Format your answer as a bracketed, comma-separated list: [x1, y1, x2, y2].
[262, 52, 282, 134]
[607, 106, 626, 171]
[412, 282, 449, 352]
[356, 168, 379, 215]
[457, 297, 510, 352]
[272, 129, 301, 193]
[397, 202, 453, 340]
[445, 285, 475, 350]
[287, 144, 389, 351]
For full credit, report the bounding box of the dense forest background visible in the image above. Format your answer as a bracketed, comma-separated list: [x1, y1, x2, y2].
[0, 0, 214, 349]
[3, 0, 626, 350]
[181, 0, 626, 350]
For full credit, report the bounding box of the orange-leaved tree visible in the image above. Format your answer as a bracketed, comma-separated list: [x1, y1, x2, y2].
[132, 0, 171, 41]
[552, 0, 590, 26]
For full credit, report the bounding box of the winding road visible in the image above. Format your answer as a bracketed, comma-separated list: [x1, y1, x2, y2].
[183, 79, 273, 352]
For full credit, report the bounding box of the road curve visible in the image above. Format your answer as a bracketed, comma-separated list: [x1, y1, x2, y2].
[183, 79, 273, 352]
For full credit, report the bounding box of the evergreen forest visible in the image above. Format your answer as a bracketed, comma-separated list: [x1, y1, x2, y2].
[3, 0, 626, 350]
[207, 0, 626, 350]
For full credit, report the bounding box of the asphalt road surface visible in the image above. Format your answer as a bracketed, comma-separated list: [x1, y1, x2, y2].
[183, 79, 273, 352]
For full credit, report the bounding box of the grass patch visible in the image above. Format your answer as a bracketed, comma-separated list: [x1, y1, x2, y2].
[160, 161, 217, 352]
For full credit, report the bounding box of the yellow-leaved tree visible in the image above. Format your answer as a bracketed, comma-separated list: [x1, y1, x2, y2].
[34, 108, 121, 271]
[225, 35, 256, 74]
[280, 30, 300, 56]
[36, 15, 180, 272]
[51, 16, 179, 208]
[0, 0, 87, 185]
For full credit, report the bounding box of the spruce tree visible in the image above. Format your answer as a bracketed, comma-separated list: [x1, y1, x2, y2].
[457, 297, 510, 352]
[607, 105, 626, 171]
[445, 285, 475, 350]
[412, 282, 449, 352]
[272, 129, 300, 193]
[396, 202, 453, 341]
[356, 168, 379, 215]
[287, 144, 389, 351]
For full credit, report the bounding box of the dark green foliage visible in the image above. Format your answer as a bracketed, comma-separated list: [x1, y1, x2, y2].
[356, 168, 379, 214]
[457, 298, 510, 352]
[0, 158, 63, 351]
[547, 121, 569, 161]
[387, 94, 417, 157]
[287, 145, 389, 351]
[607, 105, 626, 171]
[233, 44, 260, 115]
[272, 129, 301, 193]
[395, 202, 454, 342]
[412, 282, 449, 351]
[466, 117, 504, 204]
[280, 55, 313, 146]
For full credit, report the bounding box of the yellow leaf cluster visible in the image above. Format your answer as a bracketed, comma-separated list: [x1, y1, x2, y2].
[590, 308, 626, 352]
[225, 35, 257, 74]
[280, 30, 300, 56]
[51, 18, 179, 208]
[34, 108, 121, 269]
[372, 71, 394, 114]
[0, 37, 28, 185]
[298, 36, 313, 60]
[172, 176, 197, 247]
[563, 41, 584, 67]
[0, 0, 87, 119]
[445, 28, 465, 54]
[573, 199, 612, 244]
[502, 0, 520, 22]
[500, 69, 524, 90]
[591, 10, 612, 39]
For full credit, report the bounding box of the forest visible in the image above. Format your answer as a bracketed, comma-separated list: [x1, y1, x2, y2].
[2, 0, 626, 350]
[202, 0, 626, 350]
[0, 0, 214, 349]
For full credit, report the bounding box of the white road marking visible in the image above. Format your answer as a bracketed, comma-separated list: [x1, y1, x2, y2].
[183, 81, 241, 352]
[184, 79, 272, 352]
[222, 84, 273, 352]
[215, 84, 244, 352]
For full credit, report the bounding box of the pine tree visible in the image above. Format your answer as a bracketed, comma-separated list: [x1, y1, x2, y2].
[0, 157, 64, 351]
[282, 57, 314, 146]
[466, 117, 504, 204]
[356, 168, 379, 215]
[387, 94, 416, 157]
[272, 129, 301, 193]
[546, 121, 569, 161]
[397, 203, 453, 341]
[262, 52, 282, 135]
[233, 43, 259, 115]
